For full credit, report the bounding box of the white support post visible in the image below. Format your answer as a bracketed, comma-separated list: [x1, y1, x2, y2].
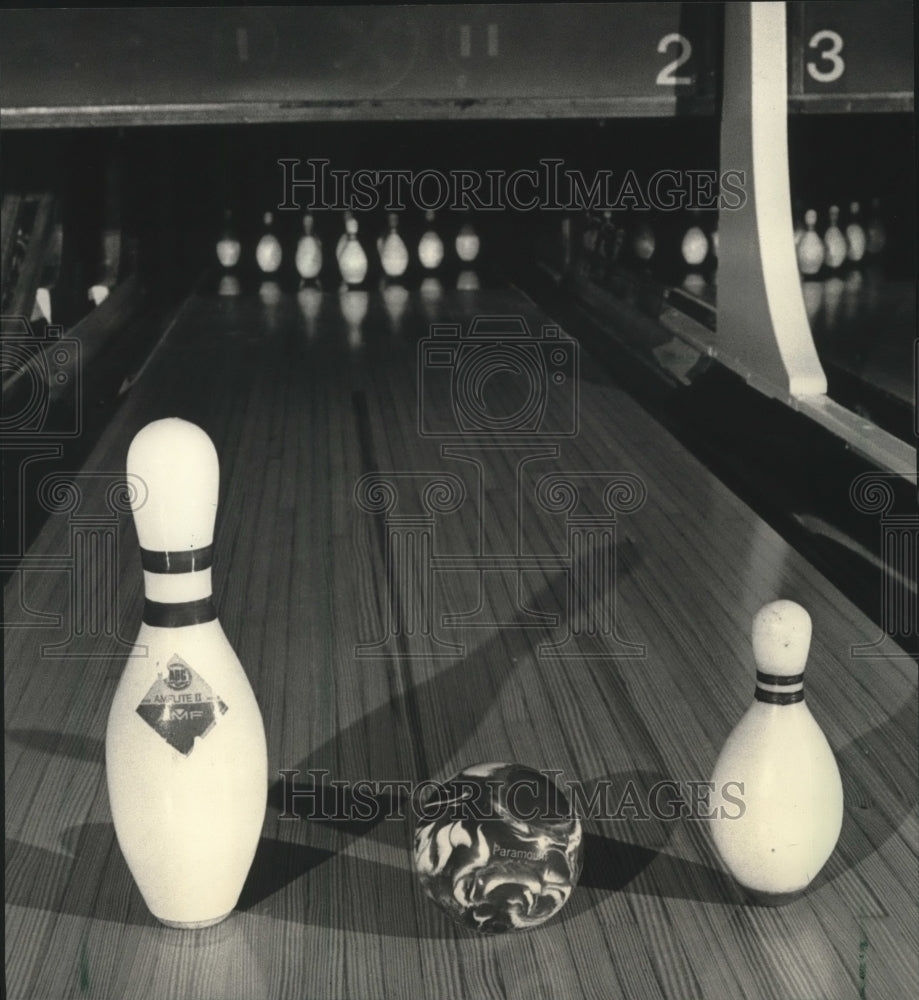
[718, 1, 827, 399]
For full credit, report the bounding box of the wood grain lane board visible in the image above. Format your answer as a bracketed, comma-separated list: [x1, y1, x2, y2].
[365, 288, 915, 996]
[4, 284, 916, 1000]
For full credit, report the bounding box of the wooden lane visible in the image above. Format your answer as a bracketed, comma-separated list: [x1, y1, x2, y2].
[4, 281, 916, 1000]
[351, 283, 917, 998]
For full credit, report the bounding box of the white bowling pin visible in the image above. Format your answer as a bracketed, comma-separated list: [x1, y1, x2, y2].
[710, 600, 843, 902]
[796, 210, 825, 276]
[106, 418, 267, 928]
[823, 205, 847, 270]
[455, 221, 480, 264]
[255, 212, 282, 274]
[295, 213, 323, 280]
[216, 210, 241, 269]
[632, 222, 655, 263]
[336, 211, 354, 260]
[378, 212, 409, 278]
[418, 210, 444, 270]
[680, 225, 709, 268]
[845, 202, 866, 264]
[338, 216, 368, 286]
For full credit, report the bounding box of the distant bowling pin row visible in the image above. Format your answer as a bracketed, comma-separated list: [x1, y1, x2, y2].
[109, 415, 845, 929]
[216, 210, 480, 285]
[579, 198, 887, 281]
[579, 210, 719, 274]
[795, 200, 886, 277]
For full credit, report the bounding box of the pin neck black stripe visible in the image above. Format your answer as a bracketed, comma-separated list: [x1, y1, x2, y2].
[143, 598, 217, 628]
[755, 671, 804, 687]
[755, 688, 805, 705]
[140, 546, 213, 574]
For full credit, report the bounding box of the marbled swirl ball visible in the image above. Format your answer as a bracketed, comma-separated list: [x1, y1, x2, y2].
[412, 763, 583, 934]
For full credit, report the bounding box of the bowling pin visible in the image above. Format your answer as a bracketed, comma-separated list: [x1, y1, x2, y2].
[796, 210, 824, 276]
[710, 600, 843, 902]
[106, 418, 267, 928]
[845, 202, 866, 264]
[336, 211, 354, 260]
[680, 224, 709, 268]
[216, 210, 241, 270]
[455, 220, 480, 264]
[255, 211, 282, 274]
[418, 210, 444, 270]
[866, 198, 886, 256]
[338, 216, 368, 286]
[378, 212, 409, 278]
[632, 221, 655, 264]
[823, 205, 847, 270]
[295, 213, 323, 281]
